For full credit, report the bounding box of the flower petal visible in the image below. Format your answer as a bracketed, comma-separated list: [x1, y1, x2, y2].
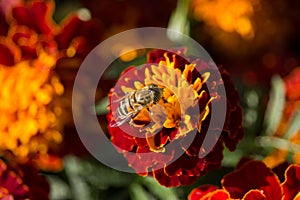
[243, 190, 266, 200]
[282, 164, 300, 200]
[222, 160, 281, 200]
[188, 185, 220, 200]
[0, 37, 21, 66]
[12, 1, 56, 35]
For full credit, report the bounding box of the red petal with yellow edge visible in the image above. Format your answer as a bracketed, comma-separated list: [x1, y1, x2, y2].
[272, 162, 290, 183]
[153, 167, 200, 187]
[209, 190, 231, 200]
[294, 192, 300, 200]
[282, 164, 300, 200]
[222, 160, 281, 200]
[243, 190, 266, 200]
[124, 146, 174, 176]
[188, 185, 219, 200]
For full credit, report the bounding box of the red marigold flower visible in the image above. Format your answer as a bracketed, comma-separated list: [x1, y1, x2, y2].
[2, 0, 103, 62]
[0, 158, 49, 200]
[107, 48, 244, 187]
[222, 160, 282, 199]
[0, 159, 29, 199]
[188, 160, 283, 200]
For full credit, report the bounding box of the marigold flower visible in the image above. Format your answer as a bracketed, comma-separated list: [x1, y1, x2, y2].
[189, 160, 300, 200]
[107, 49, 244, 187]
[0, 158, 49, 200]
[0, 159, 29, 199]
[190, 0, 257, 39]
[0, 0, 102, 169]
[0, 52, 64, 160]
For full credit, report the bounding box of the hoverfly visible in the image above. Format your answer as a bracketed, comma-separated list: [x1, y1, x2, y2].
[110, 84, 163, 127]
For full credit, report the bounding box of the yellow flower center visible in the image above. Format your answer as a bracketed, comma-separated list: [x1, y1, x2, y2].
[119, 53, 212, 151]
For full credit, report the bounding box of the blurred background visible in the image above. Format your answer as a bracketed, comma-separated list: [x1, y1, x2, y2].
[1, 0, 300, 199]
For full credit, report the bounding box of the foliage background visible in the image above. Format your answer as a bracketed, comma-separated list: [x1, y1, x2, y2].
[1, 0, 300, 199]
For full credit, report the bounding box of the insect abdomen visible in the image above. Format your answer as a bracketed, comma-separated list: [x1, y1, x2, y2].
[117, 95, 134, 118]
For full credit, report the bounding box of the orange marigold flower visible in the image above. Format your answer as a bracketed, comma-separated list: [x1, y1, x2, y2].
[107, 49, 244, 187]
[0, 158, 49, 200]
[190, 0, 257, 39]
[0, 52, 64, 160]
[188, 160, 290, 200]
[0, 0, 102, 169]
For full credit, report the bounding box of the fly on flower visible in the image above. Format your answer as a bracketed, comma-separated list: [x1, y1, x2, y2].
[106, 48, 244, 187]
[110, 83, 164, 127]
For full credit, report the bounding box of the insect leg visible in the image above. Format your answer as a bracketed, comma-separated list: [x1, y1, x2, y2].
[147, 107, 153, 115]
[131, 109, 141, 119]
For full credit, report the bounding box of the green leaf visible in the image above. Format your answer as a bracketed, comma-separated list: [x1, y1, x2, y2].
[64, 156, 92, 200]
[80, 158, 136, 187]
[129, 182, 153, 200]
[263, 75, 285, 135]
[256, 135, 300, 153]
[95, 97, 109, 115]
[141, 177, 179, 200]
[47, 175, 71, 200]
[284, 110, 300, 139]
[167, 0, 190, 41]
[53, 0, 82, 23]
